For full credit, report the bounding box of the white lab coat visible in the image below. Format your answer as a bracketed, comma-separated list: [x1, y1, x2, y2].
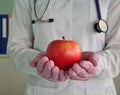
[7, 0, 120, 95]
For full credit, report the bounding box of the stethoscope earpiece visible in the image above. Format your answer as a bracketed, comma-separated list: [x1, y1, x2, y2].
[48, 18, 54, 23]
[94, 19, 108, 33]
[32, 0, 53, 24]
[32, 20, 36, 24]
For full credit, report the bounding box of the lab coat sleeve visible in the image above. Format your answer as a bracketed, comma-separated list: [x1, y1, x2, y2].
[96, 0, 120, 78]
[7, 0, 40, 77]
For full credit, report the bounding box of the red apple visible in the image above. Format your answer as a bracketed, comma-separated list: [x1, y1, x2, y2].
[46, 38, 81, 70]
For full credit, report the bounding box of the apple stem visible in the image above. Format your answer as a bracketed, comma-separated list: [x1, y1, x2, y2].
[62, 36, 65, 40]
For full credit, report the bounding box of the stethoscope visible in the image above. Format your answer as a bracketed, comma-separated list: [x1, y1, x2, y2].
[32, 0, 108, 33]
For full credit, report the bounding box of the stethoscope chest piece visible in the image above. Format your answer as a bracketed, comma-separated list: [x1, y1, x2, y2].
[94, 19, 108, 33]
[94, 0, 108, 33]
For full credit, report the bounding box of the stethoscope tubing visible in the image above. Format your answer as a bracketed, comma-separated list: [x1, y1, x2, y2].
[33, 0, 51, 23]
[95, 0, 102, 20]
[32, 0, 108, 33]
[33, 0, 102, 22]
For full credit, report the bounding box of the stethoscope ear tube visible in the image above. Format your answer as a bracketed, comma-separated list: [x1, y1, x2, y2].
[32, 0, 54, 24]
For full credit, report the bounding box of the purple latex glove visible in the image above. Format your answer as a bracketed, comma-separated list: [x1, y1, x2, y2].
[30, 53, 67, 82]
[67, 52, 99, 81]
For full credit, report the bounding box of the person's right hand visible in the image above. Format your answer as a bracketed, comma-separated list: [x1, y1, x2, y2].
[30, 54, 67, 82]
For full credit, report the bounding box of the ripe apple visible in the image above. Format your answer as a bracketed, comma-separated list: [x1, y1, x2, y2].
[46, 37, 81, 70]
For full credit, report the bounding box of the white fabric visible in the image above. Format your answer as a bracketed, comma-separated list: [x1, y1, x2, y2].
[7, 0, 120, 95]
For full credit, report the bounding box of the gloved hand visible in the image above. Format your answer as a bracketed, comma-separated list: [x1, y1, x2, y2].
[30, 52, 46, 67]
[30, 53, 67, 82]
[67, 52, 99, 81]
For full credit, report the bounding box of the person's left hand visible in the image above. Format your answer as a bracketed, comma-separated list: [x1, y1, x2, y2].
[67, 52, 99, 81]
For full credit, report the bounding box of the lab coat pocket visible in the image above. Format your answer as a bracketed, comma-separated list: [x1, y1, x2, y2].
[87, 87, 106, 95]
[74, 86, 86, 95]
[25, 83, 56, 95]
[106, 86, 116, 95]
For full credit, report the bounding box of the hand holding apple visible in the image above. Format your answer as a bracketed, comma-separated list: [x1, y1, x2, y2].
[67, 52, 99, 81]
[30, 54, 67, 82]
[46, 37, 82, 70]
